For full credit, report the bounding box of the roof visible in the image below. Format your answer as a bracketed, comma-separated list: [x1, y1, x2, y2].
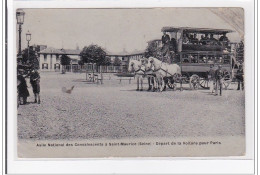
[39, 47, 81, 55]
[106, 49, 144, 56]
[161, 26, 234, 34]
[147, 39, 161, 43]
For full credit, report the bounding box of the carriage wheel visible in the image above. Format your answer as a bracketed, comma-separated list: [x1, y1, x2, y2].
[199, 78, 210, 89]
[222, 70, 231, 90]
[167, 77, 176, 89]
[189, 74, 200, 90]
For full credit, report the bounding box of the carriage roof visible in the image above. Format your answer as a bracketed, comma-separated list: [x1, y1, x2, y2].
[161, 26, 234, 34]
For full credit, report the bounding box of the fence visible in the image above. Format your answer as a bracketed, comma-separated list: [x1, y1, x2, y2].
[62, 65, 127, 73]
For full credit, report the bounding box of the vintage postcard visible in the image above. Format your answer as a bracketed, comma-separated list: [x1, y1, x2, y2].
[16, 8, 245, 158]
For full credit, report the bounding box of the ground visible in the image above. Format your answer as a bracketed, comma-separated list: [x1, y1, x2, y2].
[18, 72, 245, 140]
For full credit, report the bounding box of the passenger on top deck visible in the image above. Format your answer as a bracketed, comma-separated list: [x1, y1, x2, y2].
[200, 34, 210, 45]
[209, 34, 219, 45]
[183, 33, 189, 44]
[199, 35, 205, 45]
[191, 34, 199, 44]
[219, 33, 229, 42]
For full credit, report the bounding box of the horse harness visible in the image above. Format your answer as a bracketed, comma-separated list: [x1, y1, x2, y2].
[134, 66, 145, 75]
[153, 62, 174, 77]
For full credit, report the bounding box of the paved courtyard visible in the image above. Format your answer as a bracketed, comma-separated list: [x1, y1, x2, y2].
[17, 72, 245, 140]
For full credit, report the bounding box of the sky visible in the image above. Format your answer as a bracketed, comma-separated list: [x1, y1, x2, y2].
[17, 8, 243, 53]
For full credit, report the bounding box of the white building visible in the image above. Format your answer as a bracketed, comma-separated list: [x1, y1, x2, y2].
[39, 47, 81, 71]
[106, 49, 144, 66]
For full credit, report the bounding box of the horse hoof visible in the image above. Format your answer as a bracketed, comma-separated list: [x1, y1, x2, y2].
[136, 89, 139, 91]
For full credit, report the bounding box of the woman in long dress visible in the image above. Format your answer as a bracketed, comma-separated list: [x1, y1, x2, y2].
[17, 71, 30, 105]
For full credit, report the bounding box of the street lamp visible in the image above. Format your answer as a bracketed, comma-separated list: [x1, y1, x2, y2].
[26, 30, 31, 63]
[16, 9, 25, 57]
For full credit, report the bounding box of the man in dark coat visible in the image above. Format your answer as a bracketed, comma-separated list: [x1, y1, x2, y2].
[236, 65, 244, 90]
[17, 70, 30, 105]
[214, 65, 224, 96]
[30, 69, 41, 104]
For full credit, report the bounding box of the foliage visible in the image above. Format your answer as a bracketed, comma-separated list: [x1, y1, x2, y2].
[113, 57, 121, 66]
[21, 47, 39, 69]
[60, 55, 71, 65]
[145, 41, 160, 58]
[78, 60, 84, 66]
[102, 56, 112, 66]
[80, 44, 107, 66]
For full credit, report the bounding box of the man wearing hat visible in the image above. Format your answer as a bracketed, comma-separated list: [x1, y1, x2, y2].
[214, 65, 224, 96]
[30, 68, 41, 104]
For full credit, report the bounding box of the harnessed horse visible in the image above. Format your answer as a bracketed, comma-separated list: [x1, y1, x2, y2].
[143, 58, 159, 91]
[146, 57, 182, 92]
[128, 59, 145, 91]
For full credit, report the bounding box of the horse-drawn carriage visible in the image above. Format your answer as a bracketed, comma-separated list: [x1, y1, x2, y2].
[147, 26, 237, 90]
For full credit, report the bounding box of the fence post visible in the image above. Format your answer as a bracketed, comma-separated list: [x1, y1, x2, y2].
[101, 72, 103, 84]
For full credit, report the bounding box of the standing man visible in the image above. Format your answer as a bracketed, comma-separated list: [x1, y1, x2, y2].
[214, 65, 224, 96]
[208, 64, 215, 93]
[30, 68, 41, 104]
[236, 65, 244, 90]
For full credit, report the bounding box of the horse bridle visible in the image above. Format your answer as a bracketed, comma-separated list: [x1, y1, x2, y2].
[131, 62, 145, 74]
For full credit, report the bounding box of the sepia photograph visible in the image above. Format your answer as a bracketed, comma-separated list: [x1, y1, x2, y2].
[16, 8, 245, 158]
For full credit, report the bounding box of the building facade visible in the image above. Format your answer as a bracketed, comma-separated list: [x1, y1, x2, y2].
[38, 47, 144, 72]
[39, 47, 81, 71]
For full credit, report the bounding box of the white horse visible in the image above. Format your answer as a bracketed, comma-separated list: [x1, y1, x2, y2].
[146, 57, 182, 92]
[128, 59, 145, 91]
[143, 58, 158, 91]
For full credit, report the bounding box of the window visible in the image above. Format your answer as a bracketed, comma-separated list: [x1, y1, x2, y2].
[42, 63, 48, 69]
[54, 63, 60, 69]
[207, 56, 215, 64]
[216, 55, 224, 64]
[223, 55, 230, 64]
[198, 55, 207, 63]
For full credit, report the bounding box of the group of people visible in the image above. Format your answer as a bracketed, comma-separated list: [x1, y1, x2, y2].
[162, 31, 229, 48]
[183, 33, 229, 45]
[208, 64, 244, 96]
[17, 68, 41, 106]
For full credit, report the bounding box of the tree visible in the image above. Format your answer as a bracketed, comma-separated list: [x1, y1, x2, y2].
[78, 60, 84, 66]
[102, 56, 112, 66]
[80, 44, 107, 66]
[21, 46, 39, 69]
[113, 57, 121, 66]
[60, 55, 71, 74]
[145, 41, 160, 58]
[60, 55, 71, 65]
